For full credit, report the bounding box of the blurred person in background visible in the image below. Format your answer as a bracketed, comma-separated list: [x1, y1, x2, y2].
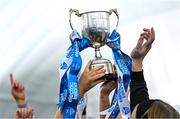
[10, 74, 33, 119]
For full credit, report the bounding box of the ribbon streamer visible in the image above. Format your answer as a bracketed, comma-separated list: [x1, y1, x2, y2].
[104, 30, 132, 118]
[58, 30, 90, 118]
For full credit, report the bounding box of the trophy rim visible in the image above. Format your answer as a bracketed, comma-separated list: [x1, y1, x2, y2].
[79, 11, 111, 16]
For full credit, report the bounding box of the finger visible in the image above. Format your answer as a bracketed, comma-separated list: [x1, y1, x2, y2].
[150, 27, 155, 43]
[90, 67, 105, 76]
[24, 108, 28, 118]
[91, 72, 105, 80]
[10, 73, 13, 86]
[16, 109, 20, 118]
[151, 27, 155, 37]
[18, 109, 22, 118]
[13, 80, 18, 88]
[22, 108, 25, 118]
[143, 28, 151, 36]
[28, 108, 33, 116]
[140, 32, 150, 38]
[16, 81, 24, 90]
[96, 68, 106, 74]
[93, 65, 104, 71]
[84, 60, 93, 72]
[136, 36, 144, 49]
[143, 35, 153, 47]
[142, 35, 149, 40]
[143, 27, 155, 44]
[92, 78, 104, 87]
[19, 82, 24, 91]
[15, 81, 20, 88]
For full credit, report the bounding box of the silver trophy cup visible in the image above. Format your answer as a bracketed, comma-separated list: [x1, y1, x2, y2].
[69, 9, 119, 80]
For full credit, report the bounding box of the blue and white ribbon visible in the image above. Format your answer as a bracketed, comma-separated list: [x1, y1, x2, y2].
[100, 30, 132, 119]
[58, 30, 90, 118]
[77, 95, 87, 119]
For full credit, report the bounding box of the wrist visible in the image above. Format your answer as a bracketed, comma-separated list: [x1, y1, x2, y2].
[16, 99, 27, 105]
[132, 59, 143, 72]
[78, 85, 85, 99]
[16, 99, 28, 108]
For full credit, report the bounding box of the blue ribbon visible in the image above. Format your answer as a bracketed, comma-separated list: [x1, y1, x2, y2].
[107, 30, 132, 118]
[58, 30, 90, 118]
[59, 29, 131, 118]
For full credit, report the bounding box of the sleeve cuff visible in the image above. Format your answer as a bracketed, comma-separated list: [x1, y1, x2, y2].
[17, 103, 28, 108]
[131, 70, 145, 83]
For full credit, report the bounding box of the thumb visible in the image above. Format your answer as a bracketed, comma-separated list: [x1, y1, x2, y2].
[28, 108, 34, 116]
[10, 73, 14, 86]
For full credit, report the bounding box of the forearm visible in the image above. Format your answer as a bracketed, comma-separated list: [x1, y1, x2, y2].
[15, 97, 28, 108]
[16, 98, 27, 105]
[100, 94, 110, 111]
[100, 94, 110, 118]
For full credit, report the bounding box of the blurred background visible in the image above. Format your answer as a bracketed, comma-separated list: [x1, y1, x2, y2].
[0, 0, 180, 118]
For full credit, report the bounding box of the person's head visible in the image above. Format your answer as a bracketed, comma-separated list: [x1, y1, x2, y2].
[147, 100, 180, 118]
[131, 100, 180, 118]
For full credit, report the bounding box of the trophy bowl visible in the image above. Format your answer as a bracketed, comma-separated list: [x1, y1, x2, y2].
[69, 9, 119, 80]
[81, 11, 110, 48]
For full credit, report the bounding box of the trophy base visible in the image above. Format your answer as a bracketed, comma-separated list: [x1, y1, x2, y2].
[91, 58, 117, 80]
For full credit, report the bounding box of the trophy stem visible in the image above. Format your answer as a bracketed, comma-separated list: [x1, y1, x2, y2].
[95, 47, 102, 59]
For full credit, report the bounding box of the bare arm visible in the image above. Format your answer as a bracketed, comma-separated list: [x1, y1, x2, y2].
[99, 80, 117, 118]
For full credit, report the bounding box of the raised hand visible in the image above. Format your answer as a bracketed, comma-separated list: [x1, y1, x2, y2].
[10, 73, 27, 105]
[78, 60, 106, 98]
[131, 27, 155, 71]
[15, 108, 33, 119]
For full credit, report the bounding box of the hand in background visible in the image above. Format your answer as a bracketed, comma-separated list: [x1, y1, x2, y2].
[10, 73, 27, 105]
[131, 27, 155, 71]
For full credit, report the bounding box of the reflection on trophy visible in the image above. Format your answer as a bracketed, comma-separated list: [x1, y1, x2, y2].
[69, 9, 119, 80]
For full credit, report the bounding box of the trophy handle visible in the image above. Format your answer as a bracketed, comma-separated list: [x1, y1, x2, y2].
[69, 9, 80, 30]
[109, 8, 119, 31]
